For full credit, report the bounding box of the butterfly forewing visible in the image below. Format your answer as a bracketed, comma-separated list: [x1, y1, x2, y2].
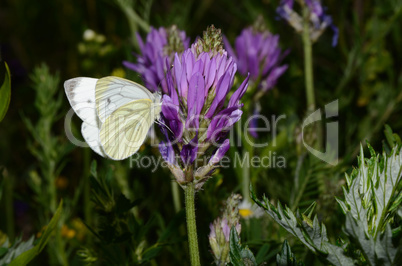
[95, 76, 155, 123]
[64, 77, 99, 127]
[99, 99, 156, 160]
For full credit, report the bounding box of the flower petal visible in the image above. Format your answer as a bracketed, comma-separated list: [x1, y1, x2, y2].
[209, 139, 230, 165]
[228, 74, 249, 108]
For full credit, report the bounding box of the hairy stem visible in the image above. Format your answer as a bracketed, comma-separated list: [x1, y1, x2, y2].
[185, 182, 201, 266]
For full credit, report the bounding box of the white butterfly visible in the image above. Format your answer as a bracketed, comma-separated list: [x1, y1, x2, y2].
[64, 76, 162, 160]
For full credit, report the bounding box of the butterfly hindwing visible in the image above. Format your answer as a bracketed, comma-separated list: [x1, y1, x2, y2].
[81, 122, 107, 157]
[99, 99, 155, 160]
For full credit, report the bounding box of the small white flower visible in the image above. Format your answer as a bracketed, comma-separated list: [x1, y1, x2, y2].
[83, 29, 96, 41]
[238, 200, 264, 219]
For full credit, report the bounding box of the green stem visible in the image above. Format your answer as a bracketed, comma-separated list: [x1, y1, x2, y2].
[184, 183, 201, 266]
[56, 225, 68, 266]
[115, 0, 150, 48]
[242, 150, 250, 202]
[48, 162, 57, 214]
[302, 7, 315, 111]
[240, 115, 255, 202]
[83, 148, 92, 243]
[171, 180, 181, 212]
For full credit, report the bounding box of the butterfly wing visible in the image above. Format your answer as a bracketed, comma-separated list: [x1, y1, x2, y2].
[64, 77, 99, 127]
[99, 99, 156, 160]
[81, 122, 107, 157]
[95, 76, 155, 123]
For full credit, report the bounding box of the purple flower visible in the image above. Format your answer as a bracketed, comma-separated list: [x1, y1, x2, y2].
[209, 139, 230, 165]
[159, 140, 185, 184]
[224, 26, 288, 92]
[223, 18, 288, 138]
[123, 26, 190, 93]
[158, 26, 249, 189]
[277, 0, 338, 46]
[209, 194, 242, 265]
[159, 140, 176, 165]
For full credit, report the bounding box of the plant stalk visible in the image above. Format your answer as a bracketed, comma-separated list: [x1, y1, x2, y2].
[242, 150, 250, 202]
[302, 7, 315, 112]
[302, 6, 323, 150]
[83, 148, 92, 244]
[171, 180, 182, 212]
[184, 182, 201, 266]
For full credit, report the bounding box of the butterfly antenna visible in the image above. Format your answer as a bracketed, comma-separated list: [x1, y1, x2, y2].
[155, 119, 174, 135]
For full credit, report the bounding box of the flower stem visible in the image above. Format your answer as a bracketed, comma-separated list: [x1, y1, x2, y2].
[302, 7, 315, 111]
[242, 150, 250, 202]
[240, 120, 254, 202]
[184, 183, 201, 266]
[171, 180, 182, 212]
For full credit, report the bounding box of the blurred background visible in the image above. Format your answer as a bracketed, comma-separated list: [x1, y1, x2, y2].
[0, 0, 401, 264]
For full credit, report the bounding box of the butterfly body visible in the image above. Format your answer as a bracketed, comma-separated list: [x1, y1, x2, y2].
[64, 76, 162, 160]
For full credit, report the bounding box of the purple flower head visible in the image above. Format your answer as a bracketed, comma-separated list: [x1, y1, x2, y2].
[158, 26, 249, 190]
[224, 18, 289, 92]
[209, 194, 242, 264]
[123, 26, 190, 93]
[277, 0, 338, 46]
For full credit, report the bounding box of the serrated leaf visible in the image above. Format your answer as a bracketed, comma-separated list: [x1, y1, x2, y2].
[229, 227, 257, 266]
[0, 237, 34, 265]
[251, 186, 354, 266]
[0, 61, 11, 122]
[276, 240, 304, 266]
[337, 144, 402, 265]
[375, 224, 397, 265]
[302, 202, 316, 220]
[8, 200, 63, 265]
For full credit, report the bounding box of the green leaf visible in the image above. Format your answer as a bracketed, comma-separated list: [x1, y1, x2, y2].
[90, 160, 98, 178]
[336, 145, 402, 265]
[250, 186, 354, 266]
[0, 61, 11, 122]
[115, 194, 142, 214]
[255, 243, 273, 264]
[276, 240, 304, 266]
[8, 200, 63, 266]
[0, 237, 35, 265]
[229, 227, 257, 266]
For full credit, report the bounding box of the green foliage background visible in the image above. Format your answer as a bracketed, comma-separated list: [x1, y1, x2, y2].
[0, 0, 401, 265]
